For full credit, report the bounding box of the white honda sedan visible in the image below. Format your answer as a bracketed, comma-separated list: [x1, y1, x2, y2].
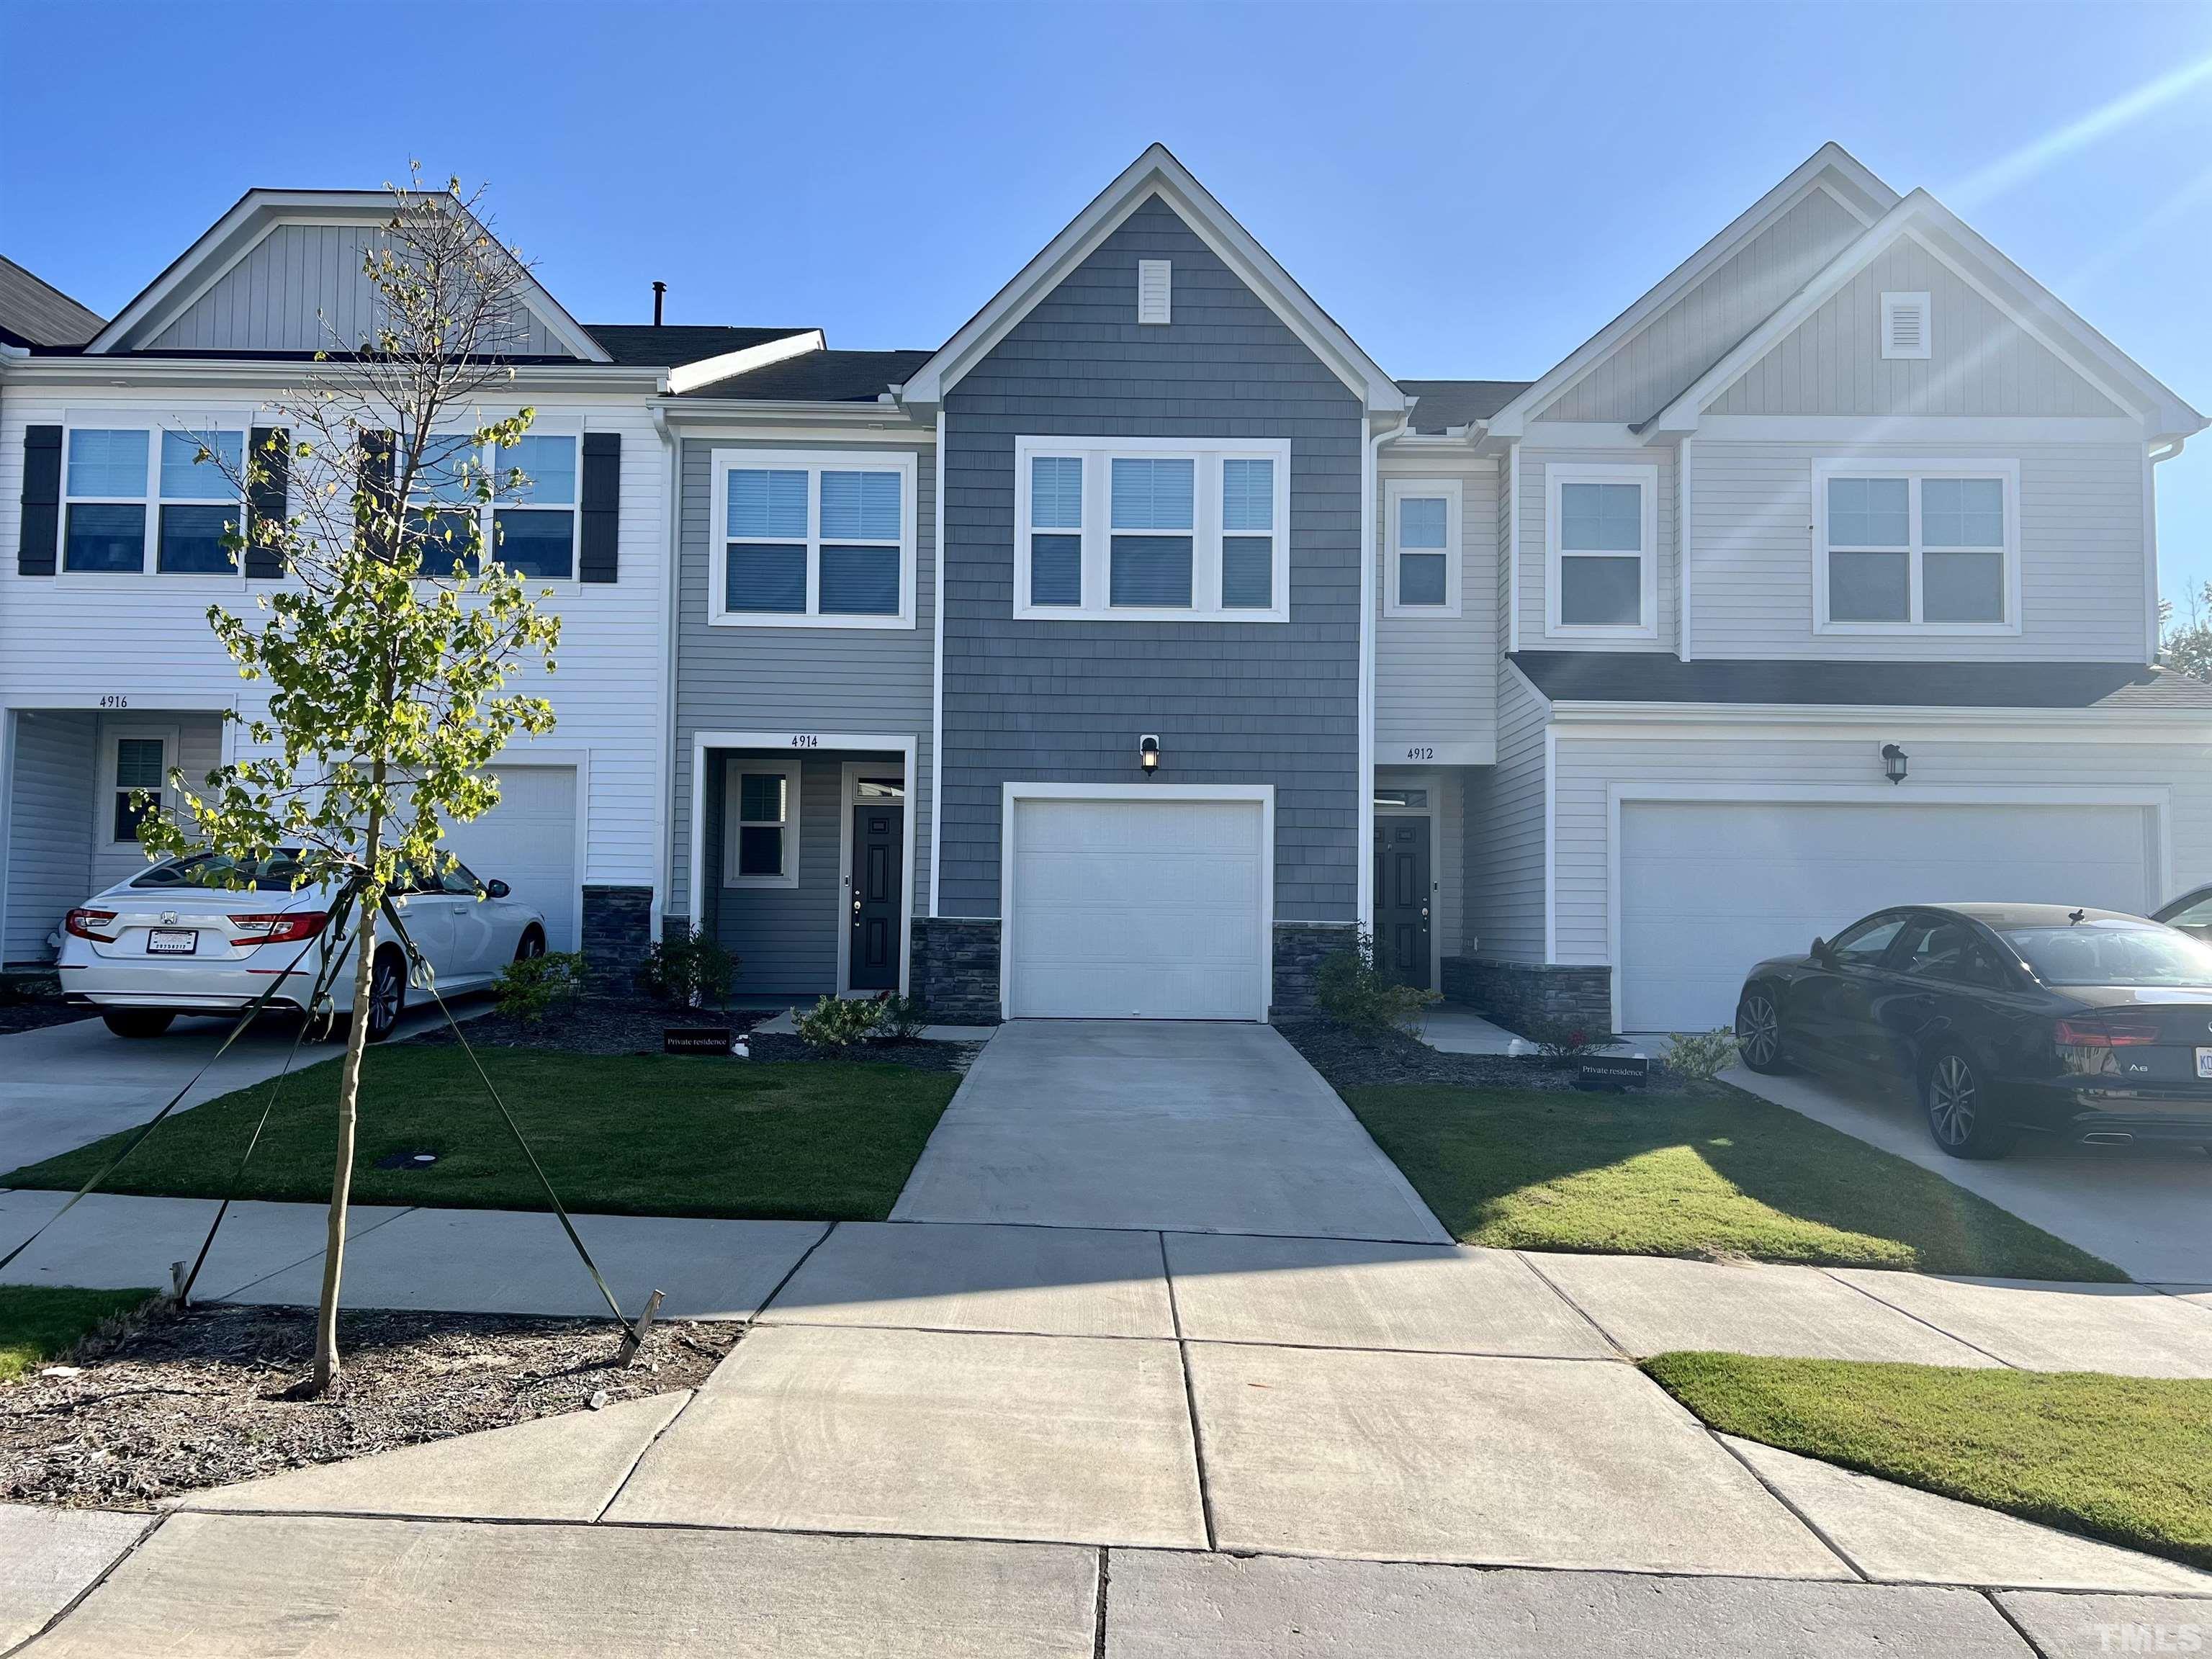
[56, 850, 547, 1043]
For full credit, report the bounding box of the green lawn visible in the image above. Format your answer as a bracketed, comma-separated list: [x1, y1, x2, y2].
[0, 1285, 156, 1385]
[2, 1048, 959, 1222]
[1341, 1084, 2121, 1280]
[1646, 1350, 2212, 1571]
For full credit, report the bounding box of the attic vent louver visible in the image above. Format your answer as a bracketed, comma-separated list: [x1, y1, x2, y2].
[1138, 260, 1172, 325]
[1881, 291, 1930, 361]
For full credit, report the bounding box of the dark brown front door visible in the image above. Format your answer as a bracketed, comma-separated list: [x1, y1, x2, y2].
[1372, 819, 1431, 989]
[849, 804, 904, 991]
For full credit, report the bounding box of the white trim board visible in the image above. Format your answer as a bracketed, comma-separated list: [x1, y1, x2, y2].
[1809, 457, 2022, 638]
[1599, 780, 2173, 1035]
[685, 731, 916, 1000]
[1382, 477, 1464, 619]
[998, 781, 1275, 1022]
[1542, 461, 1660, 641]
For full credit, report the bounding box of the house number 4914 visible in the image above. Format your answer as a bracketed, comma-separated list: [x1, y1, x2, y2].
[789, 734, 820, 748]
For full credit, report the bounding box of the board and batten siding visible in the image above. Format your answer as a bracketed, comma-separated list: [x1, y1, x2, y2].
[148, 222, 569, 357]
[1375, 455, 1497, 763]
[1462, 667, 1547, 964]
[0, 385, 673, 900]
[1712, 237, 2126, 419]
[938, 194, 1364, 922]
[1517, 445, 1678, 653]
[666, 434, 935, 924]
[1689, 439, 2146, 660]
[1547, 730, 2212, 966]
[1536, 186, 1869, 424]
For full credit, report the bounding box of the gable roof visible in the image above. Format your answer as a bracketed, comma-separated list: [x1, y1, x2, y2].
[0, 255, 104, 349]
[1484, 143, 1897, 436]
[1640, 189, 2205, 441]
[899, 143, 1404, 417]
[87, 189, 612, 364]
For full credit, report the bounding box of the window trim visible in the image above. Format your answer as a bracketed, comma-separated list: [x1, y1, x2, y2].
[60, 422, 247, 583]
[723, 760, 801, 890]
[708, 447, 917, 631]
[1544, 462, 1658, 639]
[405, 425, 585, 586]
[1012, 436, 1291, 622]
[96, 722, 179, 852]
[1812, 457, 2020, 637]
[1383, 477, 1462, 619]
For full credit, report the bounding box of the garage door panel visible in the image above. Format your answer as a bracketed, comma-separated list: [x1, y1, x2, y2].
[1619, 801, 2152, 1033]
[1009, 797, 1265, 1021]
[439, 766, 579, 953]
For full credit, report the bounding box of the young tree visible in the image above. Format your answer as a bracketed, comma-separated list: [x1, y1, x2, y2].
[2162, 583, 2212, 683]
[140, 171, 561, 1393]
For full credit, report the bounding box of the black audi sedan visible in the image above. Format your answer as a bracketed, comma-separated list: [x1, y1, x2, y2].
[1733, 904, 2212, 1159]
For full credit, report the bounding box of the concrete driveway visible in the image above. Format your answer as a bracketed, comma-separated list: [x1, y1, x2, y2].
[890, 1020, 1449, 1241]
[0, 1004, 482, 1173]
[1727, 1065, 2212, 1283]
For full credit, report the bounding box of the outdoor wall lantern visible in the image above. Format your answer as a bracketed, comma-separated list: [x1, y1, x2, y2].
[1139, 734, 1161, 775]
[1881, 742, 1909, 785]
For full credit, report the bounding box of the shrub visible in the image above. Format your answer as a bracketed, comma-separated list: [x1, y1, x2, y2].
[1313, 931, 1442, 1038]
[1521, 1018, 1619, 1059]
[794, 994, 885, 1053]
[638, 922, 736, 1010]
[873, 992, 930, 1042]
[493, 950, 588, 1026]
[1662, 1028, 1739, 1089]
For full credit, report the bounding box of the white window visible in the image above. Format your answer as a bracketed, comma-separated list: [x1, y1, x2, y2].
[1814, 459, 2018, 633]
[1545, 462, 1658, 637]
[1881, 292, 1932, 361]
[1138, 260, 1172, 325]
[1384, 478, 1462, 617]
[403, 430, 580, 581]
[709, 449, 917, 629]
[724, 762, 800, 888]
[1012, 436, 1291, 622]
[63, 426, 244, 576]
[97, 726, 176, 848]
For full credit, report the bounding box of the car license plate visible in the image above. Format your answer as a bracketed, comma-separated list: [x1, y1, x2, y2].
[146, 929, 199, 956]
[2196, 1048, 2212, 1081]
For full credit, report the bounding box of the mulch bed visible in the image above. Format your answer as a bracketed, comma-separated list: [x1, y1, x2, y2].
[0, 987, 94, 1037]
[0, 1300, 737, 1509]
[405, 995, 770, 1058]
[745, 1031, 983, 1075]
[1279, 1017, 1689, 1094]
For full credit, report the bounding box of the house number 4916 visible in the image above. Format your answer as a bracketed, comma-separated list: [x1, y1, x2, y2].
[99, 695, 130, 710]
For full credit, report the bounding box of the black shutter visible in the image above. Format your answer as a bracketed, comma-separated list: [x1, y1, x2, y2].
[579, 431, 620, 583]
[18, 425, 61, 576]
[359, 429, 394, 560]
[246, 426, 287, 578]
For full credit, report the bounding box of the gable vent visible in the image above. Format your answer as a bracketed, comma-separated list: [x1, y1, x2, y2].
[1138, 259, 1172, 325]
[1881, 291, 1931, 360]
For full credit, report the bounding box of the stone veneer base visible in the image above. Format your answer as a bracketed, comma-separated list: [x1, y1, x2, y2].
[1442, 956, 1614, 1038]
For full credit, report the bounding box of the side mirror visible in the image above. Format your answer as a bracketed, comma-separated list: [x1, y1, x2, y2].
[1809, 937, 1830, 965]
[485, 879, 511, 899]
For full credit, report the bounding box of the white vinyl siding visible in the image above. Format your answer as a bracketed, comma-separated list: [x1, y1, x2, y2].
[1688, 440, 2143, 659]
[3, 711, 96, 961]
[1462, 668, 1548, 965]
[1375, 458, 1496, 765]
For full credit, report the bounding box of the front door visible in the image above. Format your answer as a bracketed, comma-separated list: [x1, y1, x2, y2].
[1372, 820, 1431, 989]
[848, 804, 904, 992]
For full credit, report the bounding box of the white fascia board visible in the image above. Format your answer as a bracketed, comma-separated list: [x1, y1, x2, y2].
[90, 189, 613, 364]
[1484, 145, 1898, 436]
[9, 356, 665, 396]
[663, 331, 825, 395]
[658, 403, 930, 436]
[1543, 699, 2212, 734]
[899, 143, 1404, 417]
[1643, 194, 2198, 440]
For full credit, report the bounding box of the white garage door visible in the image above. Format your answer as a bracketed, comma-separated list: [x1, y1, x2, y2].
[439, 766, 580, 952]
[1008, 796, 1267, 1020]
[1619, 799, 2154, 1033]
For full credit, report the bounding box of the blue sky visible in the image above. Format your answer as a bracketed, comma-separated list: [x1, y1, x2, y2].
[5, 0, 2209, 611]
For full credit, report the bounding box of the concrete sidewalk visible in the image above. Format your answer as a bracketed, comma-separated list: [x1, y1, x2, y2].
[1727, 1064, 2212, 1284]
[890, 1021, 1449, 1241]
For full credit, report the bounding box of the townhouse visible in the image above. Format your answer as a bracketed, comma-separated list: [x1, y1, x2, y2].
[4, 143, 2208, 1035]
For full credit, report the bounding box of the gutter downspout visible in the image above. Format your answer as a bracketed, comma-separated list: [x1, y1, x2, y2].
[651, 394, 680, 941]
[1357, 410, 1403, 944]
[1676, 434, 1694, 662]
[0, 345, 22, 961]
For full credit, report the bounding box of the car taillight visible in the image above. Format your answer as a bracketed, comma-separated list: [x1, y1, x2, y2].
[2054, 1017, 2159, 1048]
[228, 912, 328, 948]
[65, 909, 117, 943]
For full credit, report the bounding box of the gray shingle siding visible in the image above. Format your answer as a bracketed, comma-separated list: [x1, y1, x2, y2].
[938, 195, 1364, 921]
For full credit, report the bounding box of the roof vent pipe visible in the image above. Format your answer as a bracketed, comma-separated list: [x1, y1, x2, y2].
[652, 281, 666, 326]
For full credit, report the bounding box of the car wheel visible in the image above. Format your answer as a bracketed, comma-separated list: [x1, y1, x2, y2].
[1735, 989, 1786, 1074]
[364, 948, 406, 1045]
[515, 927, 546, 963]
[102, 1009, 175, 1040]
[1922, 1045, 2015, 1160]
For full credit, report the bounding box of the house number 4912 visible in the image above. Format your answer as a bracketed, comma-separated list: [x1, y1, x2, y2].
[1403, 746, 1434, 761]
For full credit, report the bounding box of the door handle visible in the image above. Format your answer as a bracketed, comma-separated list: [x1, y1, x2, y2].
[852, 896, 863, 917]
